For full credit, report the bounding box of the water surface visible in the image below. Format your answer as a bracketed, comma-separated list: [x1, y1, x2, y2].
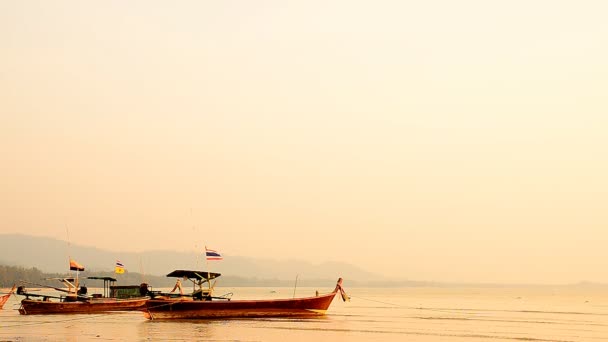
[2, 286, 608, 341]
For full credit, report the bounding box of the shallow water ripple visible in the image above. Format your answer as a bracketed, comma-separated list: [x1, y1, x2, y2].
[2, 287, 608, 341]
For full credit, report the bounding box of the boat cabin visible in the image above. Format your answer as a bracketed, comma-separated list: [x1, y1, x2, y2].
[85, 276, 147, 299]
[17, 276, 149, 302]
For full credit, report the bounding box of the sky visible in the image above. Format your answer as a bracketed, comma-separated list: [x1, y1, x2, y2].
[1, 0, 608, 284]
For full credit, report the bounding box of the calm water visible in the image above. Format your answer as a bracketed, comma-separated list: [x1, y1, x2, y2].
[2, 286, 608, 341]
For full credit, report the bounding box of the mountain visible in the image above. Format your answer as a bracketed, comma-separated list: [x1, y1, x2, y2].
[0, 234, 383, 283]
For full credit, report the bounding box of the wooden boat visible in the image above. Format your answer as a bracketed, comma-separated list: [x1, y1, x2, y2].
[17, 276, 150, 315]
[142, 270, 349, 320]
[0, 285, 16, 309]
[19, 296, 149, 315]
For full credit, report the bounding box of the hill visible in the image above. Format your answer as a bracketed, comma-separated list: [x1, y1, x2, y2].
[0, 234, 384, 285]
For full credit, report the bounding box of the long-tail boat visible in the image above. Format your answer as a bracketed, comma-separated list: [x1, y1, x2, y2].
[17, 276, 150, 315]
[0, 285, 16, 309]
[141, 270, 349, 320]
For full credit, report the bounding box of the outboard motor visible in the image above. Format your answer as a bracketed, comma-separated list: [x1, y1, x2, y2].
[78, 285, 88, 295]
[17, 286, 26, 295]
[139, 283, 149, 296]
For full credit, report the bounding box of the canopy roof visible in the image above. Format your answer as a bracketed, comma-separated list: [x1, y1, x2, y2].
[166, 270, 221, 280]
[87, 276, 117, 282]
[45, 277, 75, 282]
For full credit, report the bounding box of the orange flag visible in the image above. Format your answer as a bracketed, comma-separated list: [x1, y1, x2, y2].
[69, 259, 85, 271]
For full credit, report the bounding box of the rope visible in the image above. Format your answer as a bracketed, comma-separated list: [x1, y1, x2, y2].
[348, 295, 472, 315]
[0, 311, 124, 328]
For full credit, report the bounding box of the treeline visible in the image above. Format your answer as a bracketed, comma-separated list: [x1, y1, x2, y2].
[0, 264, 172, 288]
[0, 265, 54, 287]
[0, 264, 338, 289]
[1, 264, 415, 289]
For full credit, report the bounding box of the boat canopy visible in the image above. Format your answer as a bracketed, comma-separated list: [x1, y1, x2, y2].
[85, 276, 118, 298]
[87, 276, 117, 282]
[44, 277, 75, 282]
[166, 270, 221, 280]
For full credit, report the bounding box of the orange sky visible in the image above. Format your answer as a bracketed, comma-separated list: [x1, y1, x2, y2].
[1, 1, 608, 284]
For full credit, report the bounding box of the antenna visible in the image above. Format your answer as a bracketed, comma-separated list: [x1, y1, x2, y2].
[292, 274, 299, 298]
[65, 221, 71, 259]
[139, 256, 146, 284]
[191, 207, 200, 270]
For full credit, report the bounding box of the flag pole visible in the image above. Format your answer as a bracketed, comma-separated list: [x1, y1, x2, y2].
[65, 225, 76, 295]
[205, 245, 211, 293]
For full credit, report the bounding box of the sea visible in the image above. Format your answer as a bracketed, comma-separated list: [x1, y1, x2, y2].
[2, 286, 608, 341]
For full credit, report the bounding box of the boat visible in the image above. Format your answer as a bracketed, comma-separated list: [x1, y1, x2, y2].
[0, 285, 16, 309]
[141, 270, 349, 320]
[17, 276, 150, 315]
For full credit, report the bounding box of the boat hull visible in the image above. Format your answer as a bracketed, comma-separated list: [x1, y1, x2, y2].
[143, 292, 337, 320]
[19, 297, 148, 315]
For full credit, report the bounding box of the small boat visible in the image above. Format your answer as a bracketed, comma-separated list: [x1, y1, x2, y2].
[17, 276, 150, 315]
[142, 270, 349, 320]
[0, 285, 16, 309]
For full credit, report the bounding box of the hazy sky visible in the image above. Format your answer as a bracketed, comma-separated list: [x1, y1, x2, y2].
[1, 1, 608, 284]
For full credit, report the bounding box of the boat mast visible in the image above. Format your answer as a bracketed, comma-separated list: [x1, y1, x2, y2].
[66, 225, 78, 295]
[205, 245, 211, 294]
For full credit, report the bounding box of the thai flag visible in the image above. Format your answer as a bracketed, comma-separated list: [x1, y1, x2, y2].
[115, 260, 125, 274]
[205, 247, 223, 261]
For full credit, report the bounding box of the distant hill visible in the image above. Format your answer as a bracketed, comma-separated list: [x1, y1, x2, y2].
[0, 234, 384, 284]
